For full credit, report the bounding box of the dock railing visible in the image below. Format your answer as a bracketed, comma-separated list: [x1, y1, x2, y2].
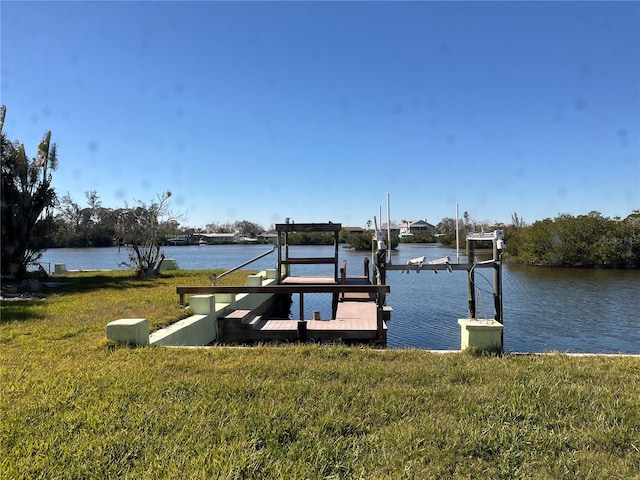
[177, 284, 389, 308]
[212, 246, 276, 285]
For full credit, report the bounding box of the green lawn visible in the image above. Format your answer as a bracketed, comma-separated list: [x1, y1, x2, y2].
[1, 270, 639, 479]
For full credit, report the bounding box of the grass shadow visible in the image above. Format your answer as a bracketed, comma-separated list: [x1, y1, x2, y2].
[50, 273, 160, 295]
[0, 301, 48, 324]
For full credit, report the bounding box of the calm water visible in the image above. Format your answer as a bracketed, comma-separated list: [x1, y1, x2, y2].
[39, 244, 640, 353]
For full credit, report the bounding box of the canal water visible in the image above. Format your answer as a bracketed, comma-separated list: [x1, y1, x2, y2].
[39, 244, 640, 354]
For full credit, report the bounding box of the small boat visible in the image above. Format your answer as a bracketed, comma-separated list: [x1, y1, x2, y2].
[427, 255, 450, 265]
[198, 238, 207, 245]
[401, 256, 426, 274]
[167, 236, 188, 245]
[407, 256, 426, 266]
[428, 255, 452, 274]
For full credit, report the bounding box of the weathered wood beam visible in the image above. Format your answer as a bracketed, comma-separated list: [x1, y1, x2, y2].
[176, 284, 390, 307]
[281, 257, 337, 265]
[275, 222, 342, 233]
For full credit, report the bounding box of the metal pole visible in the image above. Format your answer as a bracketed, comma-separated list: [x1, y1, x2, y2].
[455, 203, 460, 264]
[215, 246, 276, 284]
[386, 193, 391, 264]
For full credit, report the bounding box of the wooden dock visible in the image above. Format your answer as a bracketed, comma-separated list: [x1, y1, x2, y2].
[176, 222, 391, 345]
[254, 276, 385, 342]
[178, 279, 389, 345]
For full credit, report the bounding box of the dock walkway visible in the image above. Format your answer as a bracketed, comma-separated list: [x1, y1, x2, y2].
[253, 275, 386, 342]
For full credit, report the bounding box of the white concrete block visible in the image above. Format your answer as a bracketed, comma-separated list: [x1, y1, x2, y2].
[265, 269, 278, 279]
[214, 293, 236, 307]
[246, 274, 263, 286]
[149, 314, 216, 346]
[458, 318, 503, 351]
[189, 295, 216, 315]
[107, 318, 149, 345]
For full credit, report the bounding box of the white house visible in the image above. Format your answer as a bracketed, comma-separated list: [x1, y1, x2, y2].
[400, 219, 435, 235]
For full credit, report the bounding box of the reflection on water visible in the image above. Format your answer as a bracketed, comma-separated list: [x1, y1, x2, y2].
[39, 244, 640, 353]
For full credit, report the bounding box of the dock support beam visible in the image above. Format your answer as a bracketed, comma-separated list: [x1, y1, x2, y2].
[297, 320, 307, 342]
[466, 239, 476, 319]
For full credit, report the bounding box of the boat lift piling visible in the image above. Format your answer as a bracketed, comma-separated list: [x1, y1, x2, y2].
[374, 229, 506, 352]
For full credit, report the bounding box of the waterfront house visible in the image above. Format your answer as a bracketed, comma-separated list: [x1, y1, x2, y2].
[400, 219, 435, 235]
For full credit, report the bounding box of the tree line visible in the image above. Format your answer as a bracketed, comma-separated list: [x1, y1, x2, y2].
[505, 211, 640, 268]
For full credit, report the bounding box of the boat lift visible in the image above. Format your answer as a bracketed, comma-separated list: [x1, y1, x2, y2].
[373, 229, 506, 350]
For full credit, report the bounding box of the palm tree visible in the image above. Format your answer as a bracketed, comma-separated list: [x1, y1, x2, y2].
[1, 106, 58, 279]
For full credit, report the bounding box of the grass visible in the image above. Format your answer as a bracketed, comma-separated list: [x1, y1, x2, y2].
[1, 270, 639, 479]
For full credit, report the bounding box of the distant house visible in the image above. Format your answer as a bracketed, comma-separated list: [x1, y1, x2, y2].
[342, 226, 365, 235]
[167, 235, 191, 245]
[380, 222, 402, 235]
[199, 232, 237, 243]
[400, 219, 435, 235]
[257, 231, 278, 242]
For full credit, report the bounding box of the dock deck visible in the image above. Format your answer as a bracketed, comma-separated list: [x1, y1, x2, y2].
[252, 282, 384, 341]
[178, 276, 390, 345]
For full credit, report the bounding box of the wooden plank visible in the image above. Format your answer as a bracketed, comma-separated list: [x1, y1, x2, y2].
[281, 257, 337, 265]
[177, 285, 389, 295]
[242, 314, 261, 326]
[257, 320, 299, 331]
[335, 301, 378, 321]
[341, 292, 375, 301]
[275, 223, 341, 233]
[255, 318, 381, 333]
[221, 310, 251, 320]
[281, 276, 337, 285]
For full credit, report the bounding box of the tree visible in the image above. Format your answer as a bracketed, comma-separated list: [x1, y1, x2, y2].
[344, 231, 373, 250]
[1, 106, 58, 280]
[52, 190, 115, 247]
[436, 217, 456, 233]
[511, 212, 526, 228]
[234, 220, 264, 238]
[119, 191, 183, 276]
[506, 211, 639, 268]
[205, 221, 234, 233]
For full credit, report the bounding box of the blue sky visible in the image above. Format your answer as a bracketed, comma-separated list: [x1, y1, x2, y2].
[2, 1, 638, 230]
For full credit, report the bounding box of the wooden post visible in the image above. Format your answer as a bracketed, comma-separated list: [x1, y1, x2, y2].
[376, 249, 386, 285]
[297, 320, 307, 342]
[493, 240, 502, 324]
[299, 292, 304, 320]
[285, 232, 290, 277]
[467, 238, 476, 318]
[334, 230, 339, 282]
[493, 238, 504, 350]
[376, 295, 383, 343]
[277, 230, 283, 284]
